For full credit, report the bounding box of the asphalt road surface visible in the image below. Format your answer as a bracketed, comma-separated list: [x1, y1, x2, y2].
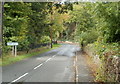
[2, 44, 80, 83]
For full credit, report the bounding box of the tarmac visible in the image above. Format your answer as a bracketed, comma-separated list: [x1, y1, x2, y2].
[75, 51, 94, 82]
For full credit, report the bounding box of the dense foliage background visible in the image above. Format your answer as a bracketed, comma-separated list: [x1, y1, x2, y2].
[3, 2, 72, 54]
[2, 2, 120, 82]
[3, 2, 120, 58]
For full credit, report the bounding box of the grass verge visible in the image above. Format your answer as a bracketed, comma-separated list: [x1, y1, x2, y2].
[0, 44, 61, 66]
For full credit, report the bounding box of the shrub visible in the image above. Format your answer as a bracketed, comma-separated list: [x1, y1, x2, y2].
[39, 36, 51, 44]
[79, 29, 99, 47]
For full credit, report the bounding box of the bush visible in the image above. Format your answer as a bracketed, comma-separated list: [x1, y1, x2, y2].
[17, 39, 30, 51]
[39, 36, 51, 44]
[79, 29, 99, 47]
[85, 41, 120, 82]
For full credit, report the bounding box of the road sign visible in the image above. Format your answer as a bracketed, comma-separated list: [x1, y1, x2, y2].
[7, 42, 18, 57]
[7, 42, 18, 46]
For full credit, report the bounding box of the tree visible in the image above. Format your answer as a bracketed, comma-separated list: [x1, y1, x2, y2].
[94, 2, 120, 43]
[3, 2, 32, 52]
[44, 2, 73, 48]
[27, 2, 49, 49]
[3, 2, 73, 55]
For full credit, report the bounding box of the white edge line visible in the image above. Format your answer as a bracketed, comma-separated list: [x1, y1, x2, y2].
[11, 73, 28, 83]
[74, 58, 75, 66]
[75, 54, 79, 82]
[34, 63, 43, 70]
[76, 54, 77, 62]
[76, 66, 79, 82]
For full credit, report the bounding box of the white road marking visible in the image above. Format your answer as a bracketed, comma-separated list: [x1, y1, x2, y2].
[45, 58, 51, 62]
[75, 54, 79, 82]
[11, 73, 28, 83]
[73, 47, 74, 50]
[52, 55, 56, 57]
[74, 58, 76, 67]
[34, 63, 43, 70]
[76, 66, 79, 82]
[8, 47, 69, 83]
[45, 59, 48, 62]
[48, 58, 51, 60]
[76, 53, 77, 62]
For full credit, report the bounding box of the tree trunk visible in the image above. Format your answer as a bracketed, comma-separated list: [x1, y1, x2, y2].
[50, 39, 52, 48]
[50, 31, 53, 48]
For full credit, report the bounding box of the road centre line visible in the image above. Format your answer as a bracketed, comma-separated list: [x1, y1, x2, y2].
[9, 57, 52, 83]
[45, 59, 49, 62]
[35, 57, 52, 70]
[52, 55, 56, 57]
[10, 73, 28, 83]
[49, 58, 52, 60]
[9, 48, 63, 83]
[45, 58, 51, 62]
[34, 63, 43, 70]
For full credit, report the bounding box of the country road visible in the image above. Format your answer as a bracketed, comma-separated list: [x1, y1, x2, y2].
[2, 44, 80, 83]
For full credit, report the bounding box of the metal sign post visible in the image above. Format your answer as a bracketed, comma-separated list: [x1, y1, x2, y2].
[7, 42, 18, 57]
[12, 46, 14, 56]
[15, 45, 17, 57]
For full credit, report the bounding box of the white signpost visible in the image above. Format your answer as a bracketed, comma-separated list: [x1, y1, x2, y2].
[7, 42, 18, 57]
